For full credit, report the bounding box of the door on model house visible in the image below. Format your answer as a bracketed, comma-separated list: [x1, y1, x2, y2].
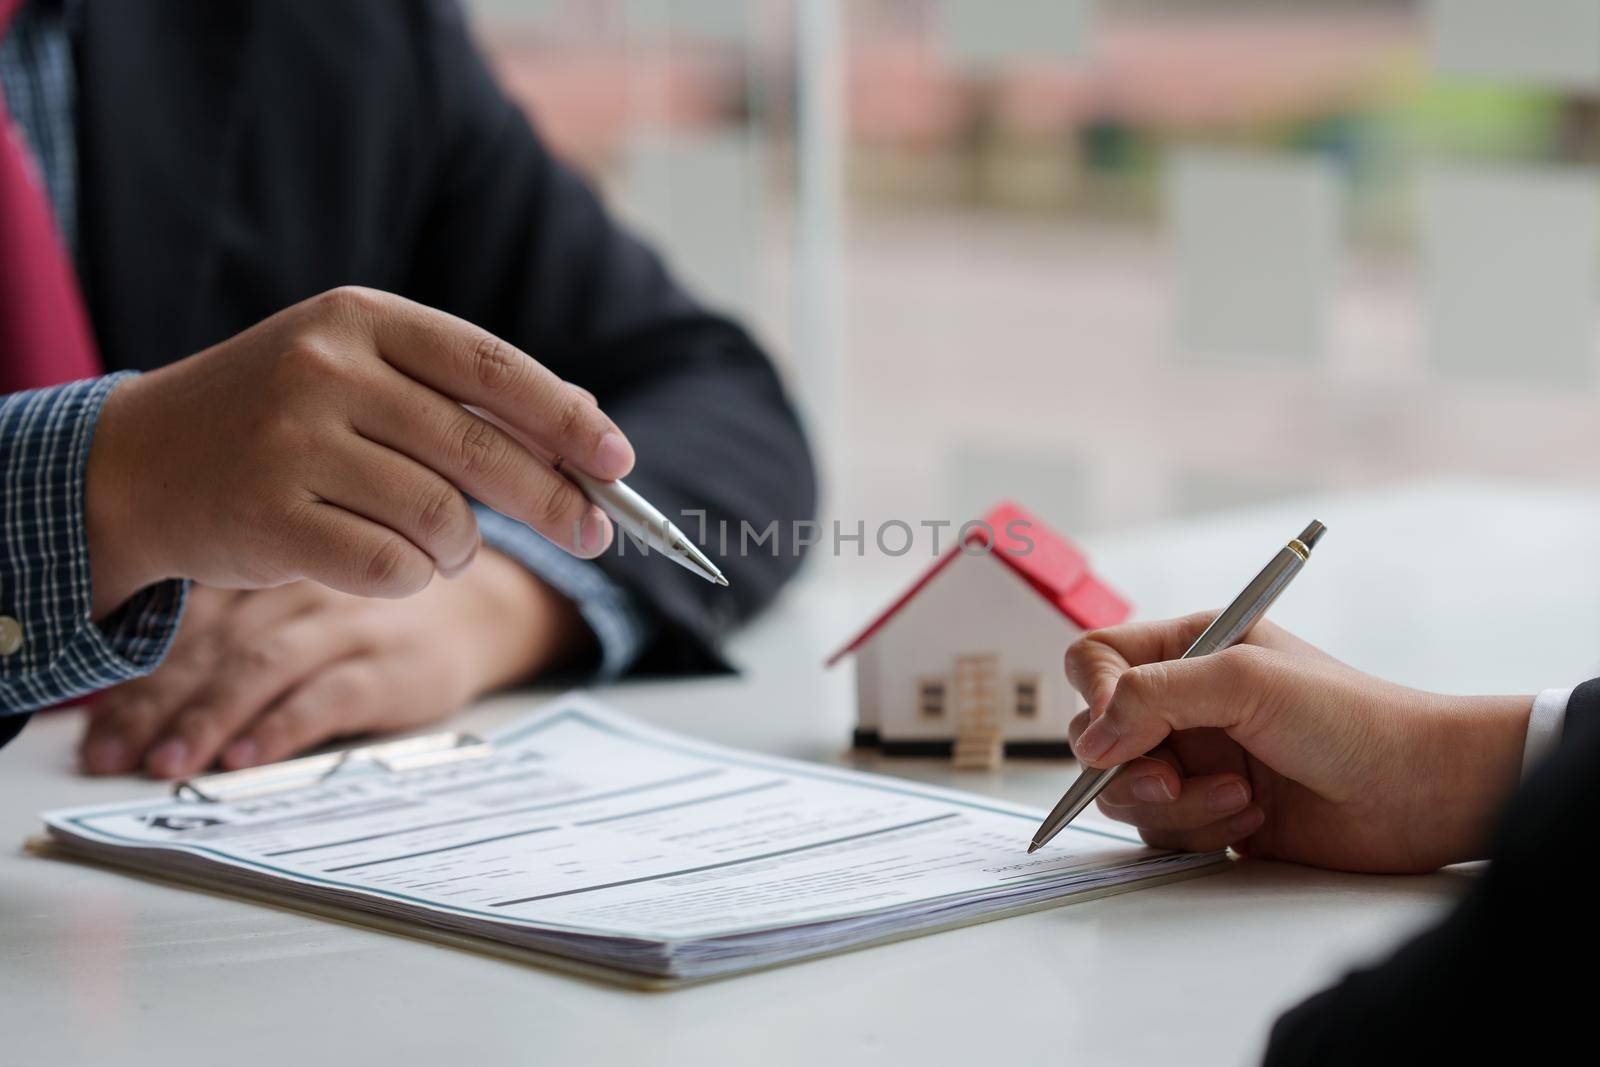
[951, 652, 1002, 769]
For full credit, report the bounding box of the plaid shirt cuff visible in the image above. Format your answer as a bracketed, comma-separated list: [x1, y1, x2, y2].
[1, 375, 188, 716]
[472, 505, 653, 680]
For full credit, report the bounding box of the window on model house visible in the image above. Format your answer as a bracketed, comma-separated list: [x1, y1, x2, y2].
[918, 679, 946, 718]
[1013, 676, 1039, 719]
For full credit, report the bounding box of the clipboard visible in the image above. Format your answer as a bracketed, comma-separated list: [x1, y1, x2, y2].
[33, 700, 1236, 989]
[169, 729, 494, 803]
[30, 728, 702, 990]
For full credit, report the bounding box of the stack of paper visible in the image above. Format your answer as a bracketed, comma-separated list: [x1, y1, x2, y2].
[39, 698, 1227, 985]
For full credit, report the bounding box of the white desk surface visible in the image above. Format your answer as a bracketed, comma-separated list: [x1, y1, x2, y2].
[4, 481, 1597, 1066]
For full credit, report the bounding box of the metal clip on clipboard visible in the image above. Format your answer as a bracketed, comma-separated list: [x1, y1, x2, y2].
[171, 731, 494, 804]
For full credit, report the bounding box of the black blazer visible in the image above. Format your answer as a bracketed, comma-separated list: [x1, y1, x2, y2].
[1264, 678, 1600, 1062]
[74, 1, 815, 673]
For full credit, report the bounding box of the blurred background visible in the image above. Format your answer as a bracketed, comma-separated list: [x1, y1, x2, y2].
[465, 0, 1600, 592]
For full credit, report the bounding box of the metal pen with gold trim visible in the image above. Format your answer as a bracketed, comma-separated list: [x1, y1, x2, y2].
[1027, 520, 1327, 853]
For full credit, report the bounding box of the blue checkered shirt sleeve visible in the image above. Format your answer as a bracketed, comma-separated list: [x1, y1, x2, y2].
[0, 375, 188, 723]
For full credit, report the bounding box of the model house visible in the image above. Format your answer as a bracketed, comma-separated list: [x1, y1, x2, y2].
[827, 502, 1130, 768]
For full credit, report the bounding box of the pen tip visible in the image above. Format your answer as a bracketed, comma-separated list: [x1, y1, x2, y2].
[715, 575, 729, 587]
[1026, 842, 1040, 854]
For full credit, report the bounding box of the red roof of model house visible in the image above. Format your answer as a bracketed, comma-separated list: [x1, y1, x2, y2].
[825, 502, 1131, 667]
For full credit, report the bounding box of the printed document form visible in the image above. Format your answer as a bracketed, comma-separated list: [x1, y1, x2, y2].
[40, 697, 1227, 984]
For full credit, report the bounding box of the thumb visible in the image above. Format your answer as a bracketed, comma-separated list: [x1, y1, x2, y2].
[1065, 612, 1222, 715]
[1072, 645, 1271, 767]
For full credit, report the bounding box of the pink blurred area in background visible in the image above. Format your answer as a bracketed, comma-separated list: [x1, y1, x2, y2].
[477, 5, 1419, 169]
[482, 27, 745, 173]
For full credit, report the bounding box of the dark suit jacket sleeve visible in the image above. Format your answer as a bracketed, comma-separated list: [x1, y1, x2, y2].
[1262, 678, 1600, 1064]
[398, 2, 816, 673]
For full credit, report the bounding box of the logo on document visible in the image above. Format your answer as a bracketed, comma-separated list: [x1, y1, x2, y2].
[142, 813, 228, 832]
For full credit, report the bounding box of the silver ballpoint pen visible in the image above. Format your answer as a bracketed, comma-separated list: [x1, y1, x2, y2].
[562, 466, 728, 587]
[1027, 520, 1327, 854]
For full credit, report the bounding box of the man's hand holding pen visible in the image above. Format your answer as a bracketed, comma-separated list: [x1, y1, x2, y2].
[1063, 613, 1533, 874]
[87, 287, 636, 618]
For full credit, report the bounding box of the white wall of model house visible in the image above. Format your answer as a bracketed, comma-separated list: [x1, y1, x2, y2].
[853, 551, 1085, 745]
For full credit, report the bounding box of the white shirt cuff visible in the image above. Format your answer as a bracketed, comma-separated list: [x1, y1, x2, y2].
[1523, 687, 1571, 780]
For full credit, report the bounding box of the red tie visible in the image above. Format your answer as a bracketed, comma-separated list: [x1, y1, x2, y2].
[0, 0, 102, 394]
